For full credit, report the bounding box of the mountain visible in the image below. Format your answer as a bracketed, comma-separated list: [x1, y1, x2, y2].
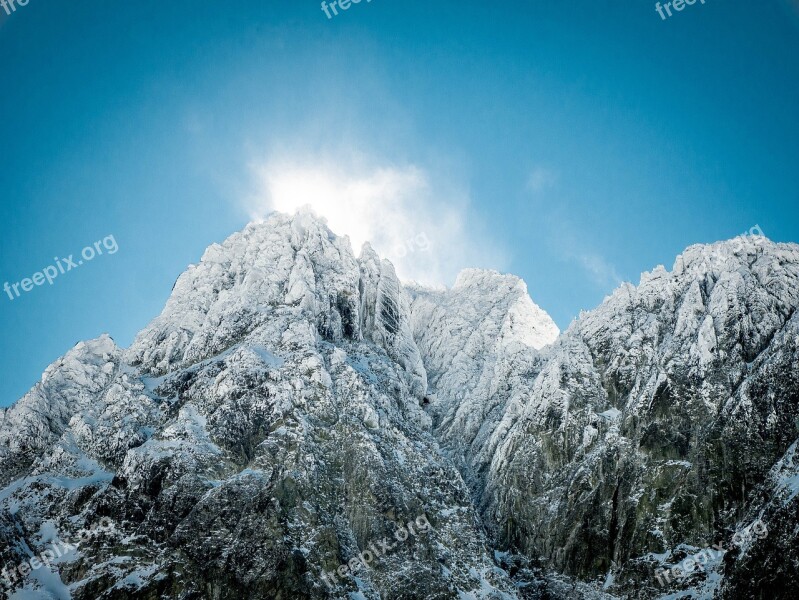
[1, 211, 797, 600]
[480, 237, 799, 598]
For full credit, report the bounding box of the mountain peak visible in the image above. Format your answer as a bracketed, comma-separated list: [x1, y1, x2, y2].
[3, 217, 798, 599]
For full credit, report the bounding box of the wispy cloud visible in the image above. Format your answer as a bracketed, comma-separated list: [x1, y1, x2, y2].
[526, 166, 559, 193]
[575, 253, 624, 289]
[244, 149, 506, 286]
[524, 175, 624, 291]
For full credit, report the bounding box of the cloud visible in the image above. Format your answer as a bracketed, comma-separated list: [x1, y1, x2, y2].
[244, 151, 506, 286]
[575, 253, 624, 289]
[526, 166, 559, 193]
[537, 207, 625, 291]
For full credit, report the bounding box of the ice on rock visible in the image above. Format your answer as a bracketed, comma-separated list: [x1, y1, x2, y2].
[407, 268, 559, 497]
[481, 236, 799, 597]
[1, 215, 798, 600]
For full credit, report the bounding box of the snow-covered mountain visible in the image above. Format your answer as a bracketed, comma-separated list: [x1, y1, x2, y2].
[480, 237, 799, 598]
[1, 211, 797, 599]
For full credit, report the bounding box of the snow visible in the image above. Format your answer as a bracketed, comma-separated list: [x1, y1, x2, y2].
[769, 440, 799, 503]
[599, 408, 621, 421]
[111, 564, 161, 592]
[408, 267, 559, 481]
[250, 345, 284, 368]
[602, 570, 614, 590]
[1, 213, 798, 600]
[664, 460, 692, 469]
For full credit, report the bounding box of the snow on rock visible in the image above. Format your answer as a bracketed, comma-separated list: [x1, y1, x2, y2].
[407, 268, 558, 491]
[2, 216, 797, 600]
[482, 236, 799, 598]
[0, 212, 517, 600]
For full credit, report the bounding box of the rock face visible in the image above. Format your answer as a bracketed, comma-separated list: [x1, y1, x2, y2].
[407, 270, 558, 497]
[1, 212, 797, 600]
[474, 237, 799, 598]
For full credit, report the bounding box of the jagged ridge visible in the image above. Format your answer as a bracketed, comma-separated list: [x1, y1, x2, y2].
[1, 213, 798, 600]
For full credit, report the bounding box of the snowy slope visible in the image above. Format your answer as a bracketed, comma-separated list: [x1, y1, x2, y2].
[0, 212, 516, 600]
[1, 215, 797, 600]
[407, 269, 558, 494]
[480, 236, 799, 598]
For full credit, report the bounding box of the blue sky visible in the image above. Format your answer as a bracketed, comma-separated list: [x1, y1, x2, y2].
[1, 0, 798, 406]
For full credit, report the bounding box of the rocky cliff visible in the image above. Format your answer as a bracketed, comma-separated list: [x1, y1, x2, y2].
[1, 212, 797, 599]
